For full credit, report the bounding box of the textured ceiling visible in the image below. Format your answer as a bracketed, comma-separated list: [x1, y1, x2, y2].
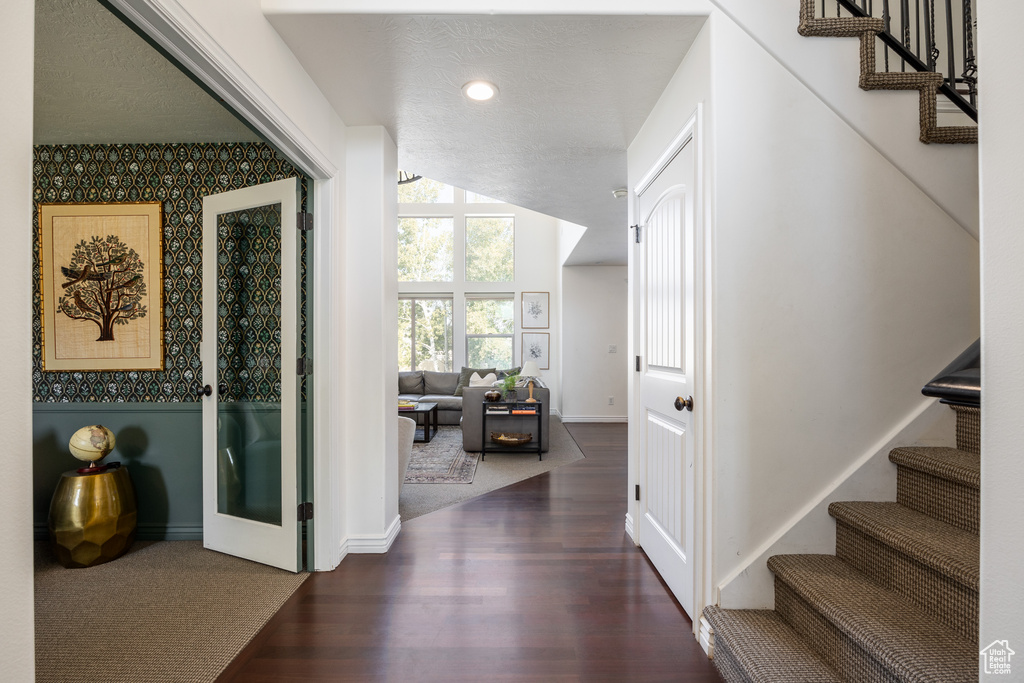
[266, 13, 706, 264]
[34, 0, 258, 145]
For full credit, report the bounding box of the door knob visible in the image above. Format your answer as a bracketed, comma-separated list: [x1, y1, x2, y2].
[197, 385, 212, 398]
[674, 396, 693, 412]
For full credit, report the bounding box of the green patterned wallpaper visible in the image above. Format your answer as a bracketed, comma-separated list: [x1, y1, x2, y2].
[33, 142, 306, 403]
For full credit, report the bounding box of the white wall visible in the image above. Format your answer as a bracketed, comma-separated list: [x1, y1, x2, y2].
[398, 193, 562, 408]
[707, 0, 979, 237]
[978, 2, 1024, 667]
[1, 3, 36, 678]
[344, 127, 400, 552]
[561, 266, 629, 421]
[708, 14, 979, 607]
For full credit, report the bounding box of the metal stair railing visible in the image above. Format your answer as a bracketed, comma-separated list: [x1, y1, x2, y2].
[819, 0, 977, 121]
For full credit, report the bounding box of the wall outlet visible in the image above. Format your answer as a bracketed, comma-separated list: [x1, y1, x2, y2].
[608, 396, 614, 405]
[608, 344, 617, 353]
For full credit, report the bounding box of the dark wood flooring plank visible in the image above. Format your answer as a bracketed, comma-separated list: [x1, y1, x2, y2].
[218, 423, 721, 683]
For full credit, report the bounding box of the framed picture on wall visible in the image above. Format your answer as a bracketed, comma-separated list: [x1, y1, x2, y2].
[522, 332, 550, 370]
[521, 291, 549, 329]
[38, 202, 164, 371]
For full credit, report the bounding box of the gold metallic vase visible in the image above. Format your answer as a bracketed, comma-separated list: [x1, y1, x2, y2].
[48, 466, 137, 568]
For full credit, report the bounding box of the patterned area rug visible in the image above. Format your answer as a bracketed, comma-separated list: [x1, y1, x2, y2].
[405, 426, 479, 484]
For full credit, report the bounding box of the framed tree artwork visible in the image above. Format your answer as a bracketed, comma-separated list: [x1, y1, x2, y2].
[521, 291, 549, 329]
[38, 202, 164, 371]
[522, 332, 550, 370]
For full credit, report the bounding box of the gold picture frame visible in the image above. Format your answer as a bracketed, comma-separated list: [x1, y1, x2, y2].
[39, 202, 164, 371]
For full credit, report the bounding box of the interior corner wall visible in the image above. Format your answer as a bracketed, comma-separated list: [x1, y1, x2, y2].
[1, 2, 36, 678]
[560, 266, 628, 421]
[709, 14, 979, 607]
[978, 1, 1024, 662]
[343, 126, 399, 551]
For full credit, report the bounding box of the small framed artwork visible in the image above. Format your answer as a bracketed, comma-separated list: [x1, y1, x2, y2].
[522, 332, 550, 370]
[522, 291, 549, 329]
[38, 202, 164, 371]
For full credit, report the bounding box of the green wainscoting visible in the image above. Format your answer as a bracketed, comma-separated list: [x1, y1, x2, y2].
[34, 403, 203, 540]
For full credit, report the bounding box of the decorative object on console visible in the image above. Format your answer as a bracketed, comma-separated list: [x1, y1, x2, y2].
[519, 360, 541, 403]
[483, 389, 502, 402]
[522, 332, 550, 370]
[491, 432, 532, 447]
[521, 291, 549, 329]
[38, 202, 164, 371]
[48, 424, 137, 568]
[500, 371, 520, 401]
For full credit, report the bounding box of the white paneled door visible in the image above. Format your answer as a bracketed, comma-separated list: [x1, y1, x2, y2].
[201, 178, 302, 572]
[635, 127, 697, 618]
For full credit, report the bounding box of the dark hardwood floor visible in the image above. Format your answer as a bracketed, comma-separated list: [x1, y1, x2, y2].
[218, 423, 722, 682]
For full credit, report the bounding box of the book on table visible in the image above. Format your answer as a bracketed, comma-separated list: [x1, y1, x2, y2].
[398, 400, 417, 410]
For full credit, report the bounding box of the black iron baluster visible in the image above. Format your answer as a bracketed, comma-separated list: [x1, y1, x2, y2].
[882, 0, 891, 71]
[924, 0, 937, 70]
[901, 0, 910, 71]
[915, 0, 922, 66]
[944, 0, 956, 92]
[962, 0, 977, 104]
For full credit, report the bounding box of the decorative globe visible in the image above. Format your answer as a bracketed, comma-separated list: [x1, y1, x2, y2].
[68, 425, 116, 463]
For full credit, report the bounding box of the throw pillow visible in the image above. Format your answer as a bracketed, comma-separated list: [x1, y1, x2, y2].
[455, 366, 496, 396]
[497, 367, 521, 379]
[469, 372, 497, 387]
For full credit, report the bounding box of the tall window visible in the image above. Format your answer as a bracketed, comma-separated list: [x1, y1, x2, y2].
[398, 297, 453, 371]
[398, 177, 454, 203]
[466, 216, 514, 282]
[466, 297, 514, 368]
[398, 217, 454, 282]
[466, 190, 502, 203]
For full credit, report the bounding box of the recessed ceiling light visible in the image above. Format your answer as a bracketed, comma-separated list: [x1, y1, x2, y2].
[462, 80, 498, 102]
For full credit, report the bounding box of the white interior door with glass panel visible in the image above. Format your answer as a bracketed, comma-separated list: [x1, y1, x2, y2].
[201, 178, 301, 572]
[634, 122, 698, 618]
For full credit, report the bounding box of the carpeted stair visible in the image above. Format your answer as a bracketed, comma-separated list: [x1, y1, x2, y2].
[797, 0, 977, 145]
[704, 405, 980, 682]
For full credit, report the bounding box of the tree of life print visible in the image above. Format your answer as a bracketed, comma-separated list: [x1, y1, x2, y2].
[57, 235, 148, 342]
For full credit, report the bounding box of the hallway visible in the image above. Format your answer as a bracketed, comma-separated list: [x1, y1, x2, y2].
[217, 423, 722, 682]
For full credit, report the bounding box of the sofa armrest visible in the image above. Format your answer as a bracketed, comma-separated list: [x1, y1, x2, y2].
[462, 387, 550, 453]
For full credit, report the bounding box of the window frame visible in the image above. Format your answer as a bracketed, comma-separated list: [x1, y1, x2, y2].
[399, 295, 454, 372]
[464, 294, 515, 369]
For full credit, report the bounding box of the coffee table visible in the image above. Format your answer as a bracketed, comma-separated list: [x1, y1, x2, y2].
[400, 402, 439, 443]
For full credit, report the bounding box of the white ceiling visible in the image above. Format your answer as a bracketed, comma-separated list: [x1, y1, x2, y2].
[266, 13, 706, 264]
[34, 0, 258, 145]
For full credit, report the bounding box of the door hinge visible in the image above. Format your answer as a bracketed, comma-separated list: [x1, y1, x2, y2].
[635, 484, 641, 501]
[297, 212, 313, 232]
[632, 224, 642, 243]
[635, 355, 641, 372]
[297, 356, 312, 376]
[297, 502, 314, 522]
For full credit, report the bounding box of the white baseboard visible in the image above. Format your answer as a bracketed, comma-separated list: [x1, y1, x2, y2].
[344, 515, 402, 554]
[624, 512, 635, 540]
[560, 415, 628, 423]
[699, 616, 714, 657]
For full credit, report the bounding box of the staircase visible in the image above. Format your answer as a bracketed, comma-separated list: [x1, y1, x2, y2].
[704, 404, 980, 682]
[798, 0, 977, 145]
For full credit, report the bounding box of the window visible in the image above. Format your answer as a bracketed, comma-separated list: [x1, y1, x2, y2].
[466, 297, 514, 368]
[466, 216, 514, 282]
[398, 177, 454, 203]
[398, 298, 453, 371]
[398, 217, 454, 282]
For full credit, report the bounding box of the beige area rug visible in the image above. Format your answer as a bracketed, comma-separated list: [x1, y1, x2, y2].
[404, 425, 479, 484]
[35, 540, 307, 682]
[399, 415, 586, 521]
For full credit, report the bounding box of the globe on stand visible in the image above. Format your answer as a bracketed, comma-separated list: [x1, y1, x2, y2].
[68, 424, 117, 473]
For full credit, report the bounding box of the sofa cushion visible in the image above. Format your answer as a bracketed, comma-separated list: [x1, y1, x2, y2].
[420, 394, 463, 411]
[469, 372, 497, 387]
[497, 366, 521, 379]
[454, 367, 497, 396]
[423, 371, 460, 396]
[399, 371, 424, 394]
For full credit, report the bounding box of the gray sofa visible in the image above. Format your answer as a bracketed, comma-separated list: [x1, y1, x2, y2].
[398, 370, 465, 425]
[462, 386, 550, 453]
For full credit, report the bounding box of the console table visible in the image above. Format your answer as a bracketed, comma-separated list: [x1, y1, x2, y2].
[481, 401, 543, 461]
